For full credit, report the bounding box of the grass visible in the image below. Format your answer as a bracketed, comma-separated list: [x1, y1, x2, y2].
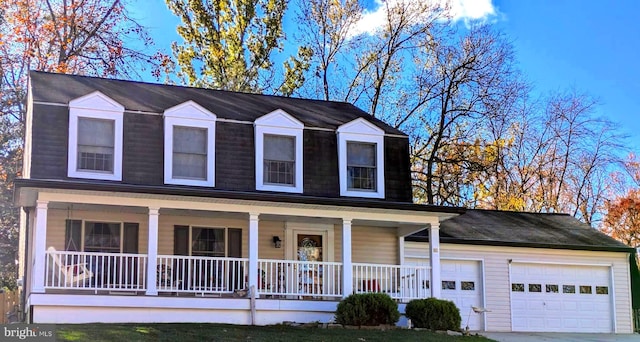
[56, 323, 495, 342]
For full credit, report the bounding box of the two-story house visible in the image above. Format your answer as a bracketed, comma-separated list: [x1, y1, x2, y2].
[15, 71, 635, 333]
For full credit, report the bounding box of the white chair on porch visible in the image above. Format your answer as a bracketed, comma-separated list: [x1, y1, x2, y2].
[47, 246, 94, 286]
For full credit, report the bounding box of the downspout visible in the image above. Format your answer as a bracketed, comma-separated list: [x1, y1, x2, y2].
[21, 207, 30, 323]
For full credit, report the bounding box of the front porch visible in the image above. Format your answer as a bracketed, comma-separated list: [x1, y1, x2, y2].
[19, 187, 454, 323]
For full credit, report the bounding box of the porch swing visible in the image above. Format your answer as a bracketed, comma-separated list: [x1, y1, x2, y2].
[47, 206, 94, 287]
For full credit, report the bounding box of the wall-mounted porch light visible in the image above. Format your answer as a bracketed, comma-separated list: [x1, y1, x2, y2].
[272, 236, 282, 248]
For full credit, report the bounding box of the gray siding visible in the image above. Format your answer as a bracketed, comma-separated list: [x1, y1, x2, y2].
[384, 136, 412, 202]
[303, 130, 339, 197]
[29, 104, 413, 203]
[215, 121, 254, 191]
[122, 113, 163, 185]
[30, 104, 68, 179]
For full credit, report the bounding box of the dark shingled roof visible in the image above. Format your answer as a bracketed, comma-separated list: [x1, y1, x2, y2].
[407, 209, 633, 252]
[29, 71, 406, 136]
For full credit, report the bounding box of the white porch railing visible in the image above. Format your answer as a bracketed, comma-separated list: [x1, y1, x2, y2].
[45, 250, 147, 291]
[156, 255, 248, 295]
[352, 263, 430, 301]
[43, 250, 431, 301]
[258, 259, 343, 298]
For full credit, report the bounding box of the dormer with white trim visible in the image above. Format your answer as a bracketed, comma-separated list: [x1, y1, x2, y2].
[68, 91, 124, 181]
[163, 101, 217, 187]
[337, 118, 385, 199]
[255, 109, 304, 193]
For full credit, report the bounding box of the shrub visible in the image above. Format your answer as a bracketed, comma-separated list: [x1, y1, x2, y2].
[335, 293, 400, 326]
[405, 298, 461, 331]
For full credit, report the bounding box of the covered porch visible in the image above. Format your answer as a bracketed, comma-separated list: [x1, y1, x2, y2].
[17, 186, 456, 323]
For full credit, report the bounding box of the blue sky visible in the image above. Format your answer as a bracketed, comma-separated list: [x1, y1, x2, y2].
[132, 0, 640, 149]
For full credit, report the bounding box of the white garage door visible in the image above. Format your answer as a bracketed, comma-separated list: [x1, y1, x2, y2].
[405, 258, 484, 331]
[510, 263, 613, 333]
[441, 260, 484, 331]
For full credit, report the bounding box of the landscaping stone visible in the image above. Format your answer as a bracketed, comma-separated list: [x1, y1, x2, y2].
[447, 330, 463, 336]
[327, 323, 343, 329]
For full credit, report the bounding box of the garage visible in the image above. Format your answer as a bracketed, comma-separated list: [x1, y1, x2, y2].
[405, 210, 634, 333]
[510, 262, 613, 333]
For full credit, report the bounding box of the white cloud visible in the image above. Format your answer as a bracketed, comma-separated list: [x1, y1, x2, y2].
[449, 0, 496, 21]
[350, 0, 498, 36]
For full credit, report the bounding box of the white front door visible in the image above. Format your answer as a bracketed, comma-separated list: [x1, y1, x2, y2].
[510, 263, 613, 333]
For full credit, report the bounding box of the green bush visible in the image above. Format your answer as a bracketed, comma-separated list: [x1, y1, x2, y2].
[405, 298, 461, 331]
[335, 293, 400, 326]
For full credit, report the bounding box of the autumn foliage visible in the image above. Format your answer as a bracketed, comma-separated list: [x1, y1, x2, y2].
[602, 155, 640, 247]
[0, 0, 162, 289]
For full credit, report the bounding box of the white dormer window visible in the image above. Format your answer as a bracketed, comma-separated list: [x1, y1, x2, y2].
[337, 118, 385, 198]
[255, 109, 303, 193]
[164, 101, 216, 187]
[68, 91, 124, 181]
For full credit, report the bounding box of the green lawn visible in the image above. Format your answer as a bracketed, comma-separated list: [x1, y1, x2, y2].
[56, 323, 495, 342]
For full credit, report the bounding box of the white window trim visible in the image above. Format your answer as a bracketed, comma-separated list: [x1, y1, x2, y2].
[68, 91, 124, 181]
[164, 101, 216, 187]
[255, 109, 304, 193]
[337, 118, 385, 199]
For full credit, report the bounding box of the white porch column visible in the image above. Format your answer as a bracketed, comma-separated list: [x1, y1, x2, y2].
[248, 213, 259, 296]
[32, 200, 48, 293]
[146, 207, 159, 296]
[342, 218, 353, 297]
[429, 222, 441, 298]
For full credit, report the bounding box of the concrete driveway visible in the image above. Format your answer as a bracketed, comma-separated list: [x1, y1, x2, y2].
[482, 332, 639, 342]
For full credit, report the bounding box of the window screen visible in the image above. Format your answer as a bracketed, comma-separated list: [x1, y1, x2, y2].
[77, 118, 115, 172]
[173, 126, 207, 179]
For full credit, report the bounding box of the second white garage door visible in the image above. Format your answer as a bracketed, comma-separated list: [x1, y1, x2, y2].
[510, 263, 613, 333]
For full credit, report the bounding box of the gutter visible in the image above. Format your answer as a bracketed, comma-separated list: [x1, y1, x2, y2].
[14, 178, 465, 215]
[405, 236, 635, 253]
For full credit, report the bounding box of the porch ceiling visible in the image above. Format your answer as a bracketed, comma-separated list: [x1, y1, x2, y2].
[40, 202, 427, 229]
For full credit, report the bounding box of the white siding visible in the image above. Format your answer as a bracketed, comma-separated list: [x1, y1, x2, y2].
[404, 242, 633, 333]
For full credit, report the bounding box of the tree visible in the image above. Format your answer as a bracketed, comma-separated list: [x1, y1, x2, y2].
[602, 155, 640, 247]
[0, 0, 159, 289]
[409, 24, 524, 206]
[474, 90, 623, 225]
[166, 0, 311, 95]
[297, 0, 362, 101]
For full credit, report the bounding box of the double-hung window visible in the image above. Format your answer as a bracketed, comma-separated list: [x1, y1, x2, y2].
[263, 134, 296, 186]
[164, 101, 216, 186]
[84, 221, 121, 253]
[191, 227, 225, 257]
[68, 91, 123, 181]
[255, 109, 303, 193]
[77, 118, 115, 172]
[347, 142, 377, 191]
[337, 118, 385, 198]
[172, 126, 208, 180]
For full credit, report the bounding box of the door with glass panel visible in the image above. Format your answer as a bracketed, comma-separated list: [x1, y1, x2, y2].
[296, 234, 323, 296]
